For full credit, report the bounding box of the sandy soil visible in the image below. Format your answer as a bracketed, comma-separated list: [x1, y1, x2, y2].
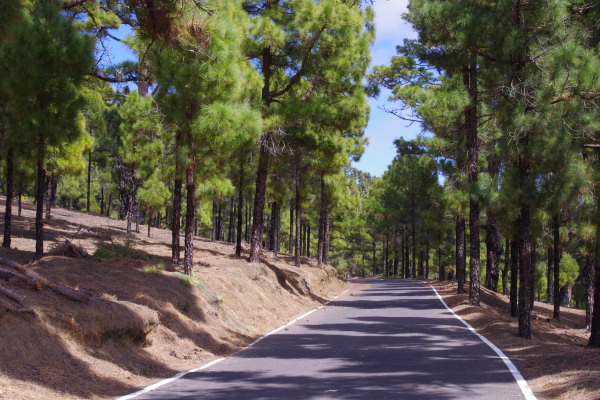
[0, 197, 348, 399]
[431, 281, 600, 400]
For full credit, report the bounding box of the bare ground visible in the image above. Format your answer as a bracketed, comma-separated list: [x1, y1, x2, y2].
[431, 281, 600, 400]
[0, 197, 348, 399]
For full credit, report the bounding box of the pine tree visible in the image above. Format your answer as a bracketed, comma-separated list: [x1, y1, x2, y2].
[244, 0, 374, 263]
[2, 0, 93, 258]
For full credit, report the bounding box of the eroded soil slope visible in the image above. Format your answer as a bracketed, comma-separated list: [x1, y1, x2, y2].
[0, 198, 347, 399]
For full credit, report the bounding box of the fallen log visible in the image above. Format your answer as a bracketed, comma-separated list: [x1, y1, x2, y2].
[0, 256, 92, 303]
[0, 282, 25, 305]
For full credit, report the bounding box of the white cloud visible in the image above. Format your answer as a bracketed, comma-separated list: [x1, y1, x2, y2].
[356, 0, 421, 177]
[371, 0, 416, 44]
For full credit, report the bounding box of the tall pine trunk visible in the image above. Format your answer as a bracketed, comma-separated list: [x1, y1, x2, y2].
[517, 160, 534, 339]
[317, 172, 326, 268]
[295, 164, 302, 268]
[372, 240, 376, 276]
[411, 195, 416, 278]
[323, 213, 330, 264]
[456, 215, 466, 293]
[438, 243, 443, 281]
[503, 239, 509, 296]
[273, 202, 281, 261]
[211, 199, 217, 242]
[306, 224, 310, 258]
[184, 165, 196, 275]
[547, 246, 554, 304]
[45, 176, 52, 220]
[589, 193, 600, 346]
[425, 241, 430, 280]
[35, 156, 46, 259]
[485, 213, 501, 292]
[171, 177, 182, 270]
[228, 197, 234, 243]
[236, 162, 244, 257]
[3, 148, 14, 248]
[585, 248, 594, 332]
[394, 235, 399, 277]
[465, 59, 480, 306]
[553, 213, 561, 320]
[510, 239, 518, 317]
[17, 176, 22, 217]
[289, 201, 294, 254]
[249, 148, 269, 262]
[404, 236, 410, 278]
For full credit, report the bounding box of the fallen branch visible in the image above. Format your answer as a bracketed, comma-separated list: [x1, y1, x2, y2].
[0, 282, 25, 305]
[0, 256, 93, 303]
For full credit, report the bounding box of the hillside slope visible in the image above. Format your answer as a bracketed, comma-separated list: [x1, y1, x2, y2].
[0, 197, 347, 399]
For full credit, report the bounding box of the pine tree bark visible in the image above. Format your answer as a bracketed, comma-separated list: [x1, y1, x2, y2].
[236, 162, 244, 257]
[228, 197, 234, 243]
[547, 246, 554, 304]
[306, 224, 311, 258]
[267, 202, 274, 251]
[17, 177, 22, 217]
[384, 234, 389, 277]
[217, 203, 224, 241]
[530, 239, 536, 309]
[100, 185, 105, 215]
[294, 165, 302, 268]
[465, 59, 480, 306]
[184, 165, 195, 275]
[404, 236, 410, 278]
[485, 213, 501, 292]
[456, 215, 466, 293]
[171, 177, 182, 270]
[372, 240, 376, 276]
[588, 201, 600, 346]
[274, 203, 281, 261]
[317, 172, 326, 268]
[45, 176, 52, 220]
[511, 239, 518, 318]
[393, 235, 399, 277]
[438, 243, 444, 281]
[3, 148, 14, 248]
[211, 199, 217, 242]
[35, 157, 46, 259]
[425, 241, 430, 280]
[585, 250, 594, 332]
[323, 213, 330, 264]
[411, 195, 416, 278]
[517, 171, 534, 339]
[503, 239, 510, 296]
[553, 213, 561, 320]
[249, 147, 269, 263]
[289, 201, 294, 254]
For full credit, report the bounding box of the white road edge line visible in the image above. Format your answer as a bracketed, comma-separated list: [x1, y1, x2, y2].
[429, 285, 537, 400]
[115, 288, 350, 400]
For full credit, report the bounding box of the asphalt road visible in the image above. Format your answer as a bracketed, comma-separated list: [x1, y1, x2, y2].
[129, 279, 528, 399]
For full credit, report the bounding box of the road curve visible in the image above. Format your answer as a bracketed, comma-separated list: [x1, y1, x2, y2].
[126, 279, 528, 399]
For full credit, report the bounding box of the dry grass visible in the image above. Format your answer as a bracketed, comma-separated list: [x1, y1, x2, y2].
[0, 197, 348, 399]
[431, 281, 600, 400]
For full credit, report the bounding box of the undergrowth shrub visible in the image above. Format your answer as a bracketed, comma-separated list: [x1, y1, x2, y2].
[94, 238, 145, 259]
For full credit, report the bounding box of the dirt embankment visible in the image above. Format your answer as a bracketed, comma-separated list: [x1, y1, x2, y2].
[431, 281, 600, 400]
[0, 197, 348, 399]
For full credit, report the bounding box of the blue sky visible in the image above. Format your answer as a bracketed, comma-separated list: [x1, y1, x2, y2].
[103, 2, 419, 177]
[352, 0, 420, 177]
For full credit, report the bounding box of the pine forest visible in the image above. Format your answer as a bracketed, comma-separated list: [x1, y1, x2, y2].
[1, 1, 600, 398]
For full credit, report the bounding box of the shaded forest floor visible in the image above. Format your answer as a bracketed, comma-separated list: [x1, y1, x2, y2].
[432, 281, 600, 400]
[0, 197, 348, 399]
